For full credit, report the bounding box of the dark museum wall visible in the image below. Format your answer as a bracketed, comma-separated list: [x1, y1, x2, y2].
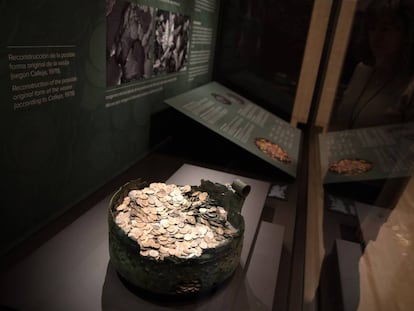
[0, 0, 220, 255]
[215, 0, 314, 121]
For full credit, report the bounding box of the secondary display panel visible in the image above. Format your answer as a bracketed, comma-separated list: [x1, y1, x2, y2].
[319, 123, 414, 183]
[165, 81, 302, 177]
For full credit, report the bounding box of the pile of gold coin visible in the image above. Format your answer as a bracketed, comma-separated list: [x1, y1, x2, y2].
[114, 182, 238, 261]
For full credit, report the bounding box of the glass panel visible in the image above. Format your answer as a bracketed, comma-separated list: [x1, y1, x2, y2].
[315, 1, 414, 310]
[215, 0, 314, 121]
[329, 1, 414, 130]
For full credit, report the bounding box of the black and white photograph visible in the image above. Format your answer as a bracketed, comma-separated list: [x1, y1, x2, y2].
[153, 10, 190, 75]
[106, 0, 154, 87]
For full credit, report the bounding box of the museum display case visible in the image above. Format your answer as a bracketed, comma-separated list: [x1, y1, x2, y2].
[1, 0, 414, 310]
[304, 1, 414, 310]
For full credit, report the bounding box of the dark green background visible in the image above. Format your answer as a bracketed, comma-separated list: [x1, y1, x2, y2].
[0, 0, 219, 255]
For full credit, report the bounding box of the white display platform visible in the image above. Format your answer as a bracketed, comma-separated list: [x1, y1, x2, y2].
[0, 164, 284, 311]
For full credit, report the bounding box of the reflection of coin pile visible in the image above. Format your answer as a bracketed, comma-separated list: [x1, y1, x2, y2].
[328, 159, 373, 175]
[254, 138, 292, 163]
[115, 183, 238, 261]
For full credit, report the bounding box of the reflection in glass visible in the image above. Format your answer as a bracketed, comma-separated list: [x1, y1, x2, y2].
[330, 1, 414, 130]
[317, 2, 414, 310]
[215, 0, 314, 120]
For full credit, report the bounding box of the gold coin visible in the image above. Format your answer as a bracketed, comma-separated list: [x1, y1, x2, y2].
[141, 240, 152, 248]
[192, 201, 202, 208]
[199, 241, 208, 249]
[198, 226, 208, 235]
[198, 192, 208, 202]
[167, 225, 178, 234]
[128, 190, 140, 199]
[138, 199, 148, 207]
[139, 193, 149, 200]
[151, 241, 161, 249]
[199, 218, 209, 225]
[156, 189, 167, 197]
[158, 196, 167, 202]
[207, 242, 216, 248]
[159, 239, 169, 246]
[116, 203, 127, 211]
[149, 249, 159, 257]
[140, 250, 149, 256]
[159, 246, 169, 253]
[194, 246, 202, 255]
[149, 214, 158, 222]
[160, 219, 169, 228]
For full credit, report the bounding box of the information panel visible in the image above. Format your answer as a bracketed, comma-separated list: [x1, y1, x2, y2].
[319, 123, 414, 183]
[105, 0, 219, 109]
[8, 45, 78, 110]
[165, 81, 302, 177]
[6, 0, 220, 112]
